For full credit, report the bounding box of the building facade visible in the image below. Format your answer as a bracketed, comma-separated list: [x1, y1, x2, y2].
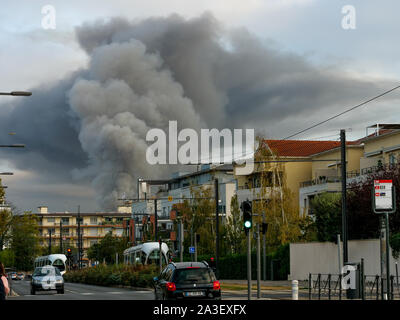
[131, 164, 236, 245]
[35, 206, 131, 256]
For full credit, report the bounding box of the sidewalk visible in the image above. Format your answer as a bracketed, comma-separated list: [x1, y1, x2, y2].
[221, 280, 293, 287]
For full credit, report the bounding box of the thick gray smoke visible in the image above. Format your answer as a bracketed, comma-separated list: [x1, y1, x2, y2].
[0, 12, 398, 210]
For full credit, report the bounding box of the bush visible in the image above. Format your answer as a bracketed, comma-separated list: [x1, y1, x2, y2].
[63, 264, 158, 288]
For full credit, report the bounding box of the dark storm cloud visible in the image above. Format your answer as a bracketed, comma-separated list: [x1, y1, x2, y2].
[1, 12, 398, 209]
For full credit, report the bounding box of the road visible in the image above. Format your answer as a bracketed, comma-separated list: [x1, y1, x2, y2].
[9, 279, 154, 300]
[9, 279, 304, 300]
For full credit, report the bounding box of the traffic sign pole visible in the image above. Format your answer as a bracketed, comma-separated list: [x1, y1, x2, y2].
[373, 180, 396, 300]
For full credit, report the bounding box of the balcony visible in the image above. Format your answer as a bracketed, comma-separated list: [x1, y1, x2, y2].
[299, 171, 359, 188]
[360, 163, 398, 175]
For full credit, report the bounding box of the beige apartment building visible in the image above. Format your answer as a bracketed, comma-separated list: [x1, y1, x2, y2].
[36, 205, 131, 255]
[234, 124, 400, 216]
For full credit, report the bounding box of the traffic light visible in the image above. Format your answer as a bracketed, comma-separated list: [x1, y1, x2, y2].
[67, 248, 72, 258]
[262, 223, 268, 235]
[209, 257, 215, 269]
[241, 200, 252, 231]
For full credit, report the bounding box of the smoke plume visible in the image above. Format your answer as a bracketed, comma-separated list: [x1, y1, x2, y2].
[0, 12, 398, 210]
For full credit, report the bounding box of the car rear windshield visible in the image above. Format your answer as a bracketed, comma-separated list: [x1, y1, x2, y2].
[173, 268, 215, 284]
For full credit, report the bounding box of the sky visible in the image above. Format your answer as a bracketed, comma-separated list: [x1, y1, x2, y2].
[0, 0, 399, 213]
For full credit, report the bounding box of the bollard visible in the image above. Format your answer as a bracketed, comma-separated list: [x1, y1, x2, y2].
[292, 280, 299, 300]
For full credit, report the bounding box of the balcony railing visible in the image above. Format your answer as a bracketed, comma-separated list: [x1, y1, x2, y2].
[300, 170, 360, 188]
[300, 176, 341, 188]
[360, 163, 398, 175]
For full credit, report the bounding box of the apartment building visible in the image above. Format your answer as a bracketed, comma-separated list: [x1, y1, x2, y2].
[132, 164, 236, 244]
[299, 124, 400, 215]
[234, 140, 352, 206]
[36, 205, 131, 256]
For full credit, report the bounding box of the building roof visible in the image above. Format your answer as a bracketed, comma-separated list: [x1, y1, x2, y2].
[264, 140, 359, 157]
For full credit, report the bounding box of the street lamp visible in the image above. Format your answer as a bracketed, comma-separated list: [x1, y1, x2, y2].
[0, 91, 32, 96]
[0, 144, 24, 148]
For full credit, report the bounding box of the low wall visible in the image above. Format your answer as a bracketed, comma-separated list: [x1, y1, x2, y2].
[290, 239, 400, 280]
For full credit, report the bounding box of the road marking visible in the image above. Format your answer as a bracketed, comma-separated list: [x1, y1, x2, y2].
[81, 293, 94, 295]
[66, 289, 79, 294]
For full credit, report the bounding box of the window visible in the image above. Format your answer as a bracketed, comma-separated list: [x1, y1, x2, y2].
[89, 228, 98, 236]
[105, 217, 113, 223]
[76, 217, 83, 224]
[90, 217, 98, 224]
[115, 229, 123, 236]
[389, 154, 397, 165]
[47, 228, 55, 234]
[47, 217, 55, 223]
[61, 217, 69, 225]
[62, 228, 69, 235]
[116, 217, 123, 223]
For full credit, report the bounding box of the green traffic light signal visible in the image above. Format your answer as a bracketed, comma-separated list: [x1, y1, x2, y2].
[241, 200, 252, 230]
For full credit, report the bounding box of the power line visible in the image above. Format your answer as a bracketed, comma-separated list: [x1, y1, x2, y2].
[282, 84, 400, 140]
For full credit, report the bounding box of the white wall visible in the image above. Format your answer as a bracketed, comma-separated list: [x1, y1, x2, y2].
[290, 239, 400, 280]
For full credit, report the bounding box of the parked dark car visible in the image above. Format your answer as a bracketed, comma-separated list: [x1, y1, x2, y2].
[31, 266, 64, 295]
[153, 261, 221, 300]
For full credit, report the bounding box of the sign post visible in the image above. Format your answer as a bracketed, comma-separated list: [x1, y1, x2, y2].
[373, 179, 396, 300]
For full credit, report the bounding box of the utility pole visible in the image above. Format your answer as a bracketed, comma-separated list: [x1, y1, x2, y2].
[340, 129, 348, 264]
[48, 229, 52, 255]
[180, 218, 184, 262]
[262, 213, 266, 280]
[154, 199, 158, 241]
[60, 220, 63, 253]
[215, 178, 219, 279]
[257, 224, 261, 299]
[159, 237, 162, 273]
[77, 205, 81, 269]
[247, 228, 251, 300]
[194, 232, 198, 262]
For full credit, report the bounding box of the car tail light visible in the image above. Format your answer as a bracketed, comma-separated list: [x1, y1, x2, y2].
[213, 281, 220, 290]
[166, 282, 176, 291]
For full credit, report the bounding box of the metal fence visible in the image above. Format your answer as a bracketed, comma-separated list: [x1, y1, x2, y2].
[308, 273, 400, 300]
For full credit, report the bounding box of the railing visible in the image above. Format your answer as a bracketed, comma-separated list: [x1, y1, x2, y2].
[300, 177, 341, 188]
[360, 163, 399, 175]
[300, 171, 360, 188]
[308, 273, 400, 300]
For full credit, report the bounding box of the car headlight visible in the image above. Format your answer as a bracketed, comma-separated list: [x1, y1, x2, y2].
[56, 279, 63, 284]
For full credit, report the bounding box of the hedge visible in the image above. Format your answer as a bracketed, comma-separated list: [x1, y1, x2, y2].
[63, 264, 158, 288]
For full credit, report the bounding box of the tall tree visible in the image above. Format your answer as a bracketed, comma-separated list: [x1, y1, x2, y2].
[225, 195, 246, 254]
[11, 214, 41, 270]
[0, 178, 13, 251]
[251, 137, 310, 249]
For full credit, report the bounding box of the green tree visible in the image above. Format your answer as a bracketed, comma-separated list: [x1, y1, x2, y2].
[251, 137, 309, 250]
[0, 248, 15, 267]
[0, 178, 13, 251]
[225, 195, 246, 254]
[87, 232, 129, 264]
[11, 214, 40, 270]
[311, 192, 342, 242]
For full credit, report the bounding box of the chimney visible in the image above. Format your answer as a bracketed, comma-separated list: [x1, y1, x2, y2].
[38, 206, 48, 214]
